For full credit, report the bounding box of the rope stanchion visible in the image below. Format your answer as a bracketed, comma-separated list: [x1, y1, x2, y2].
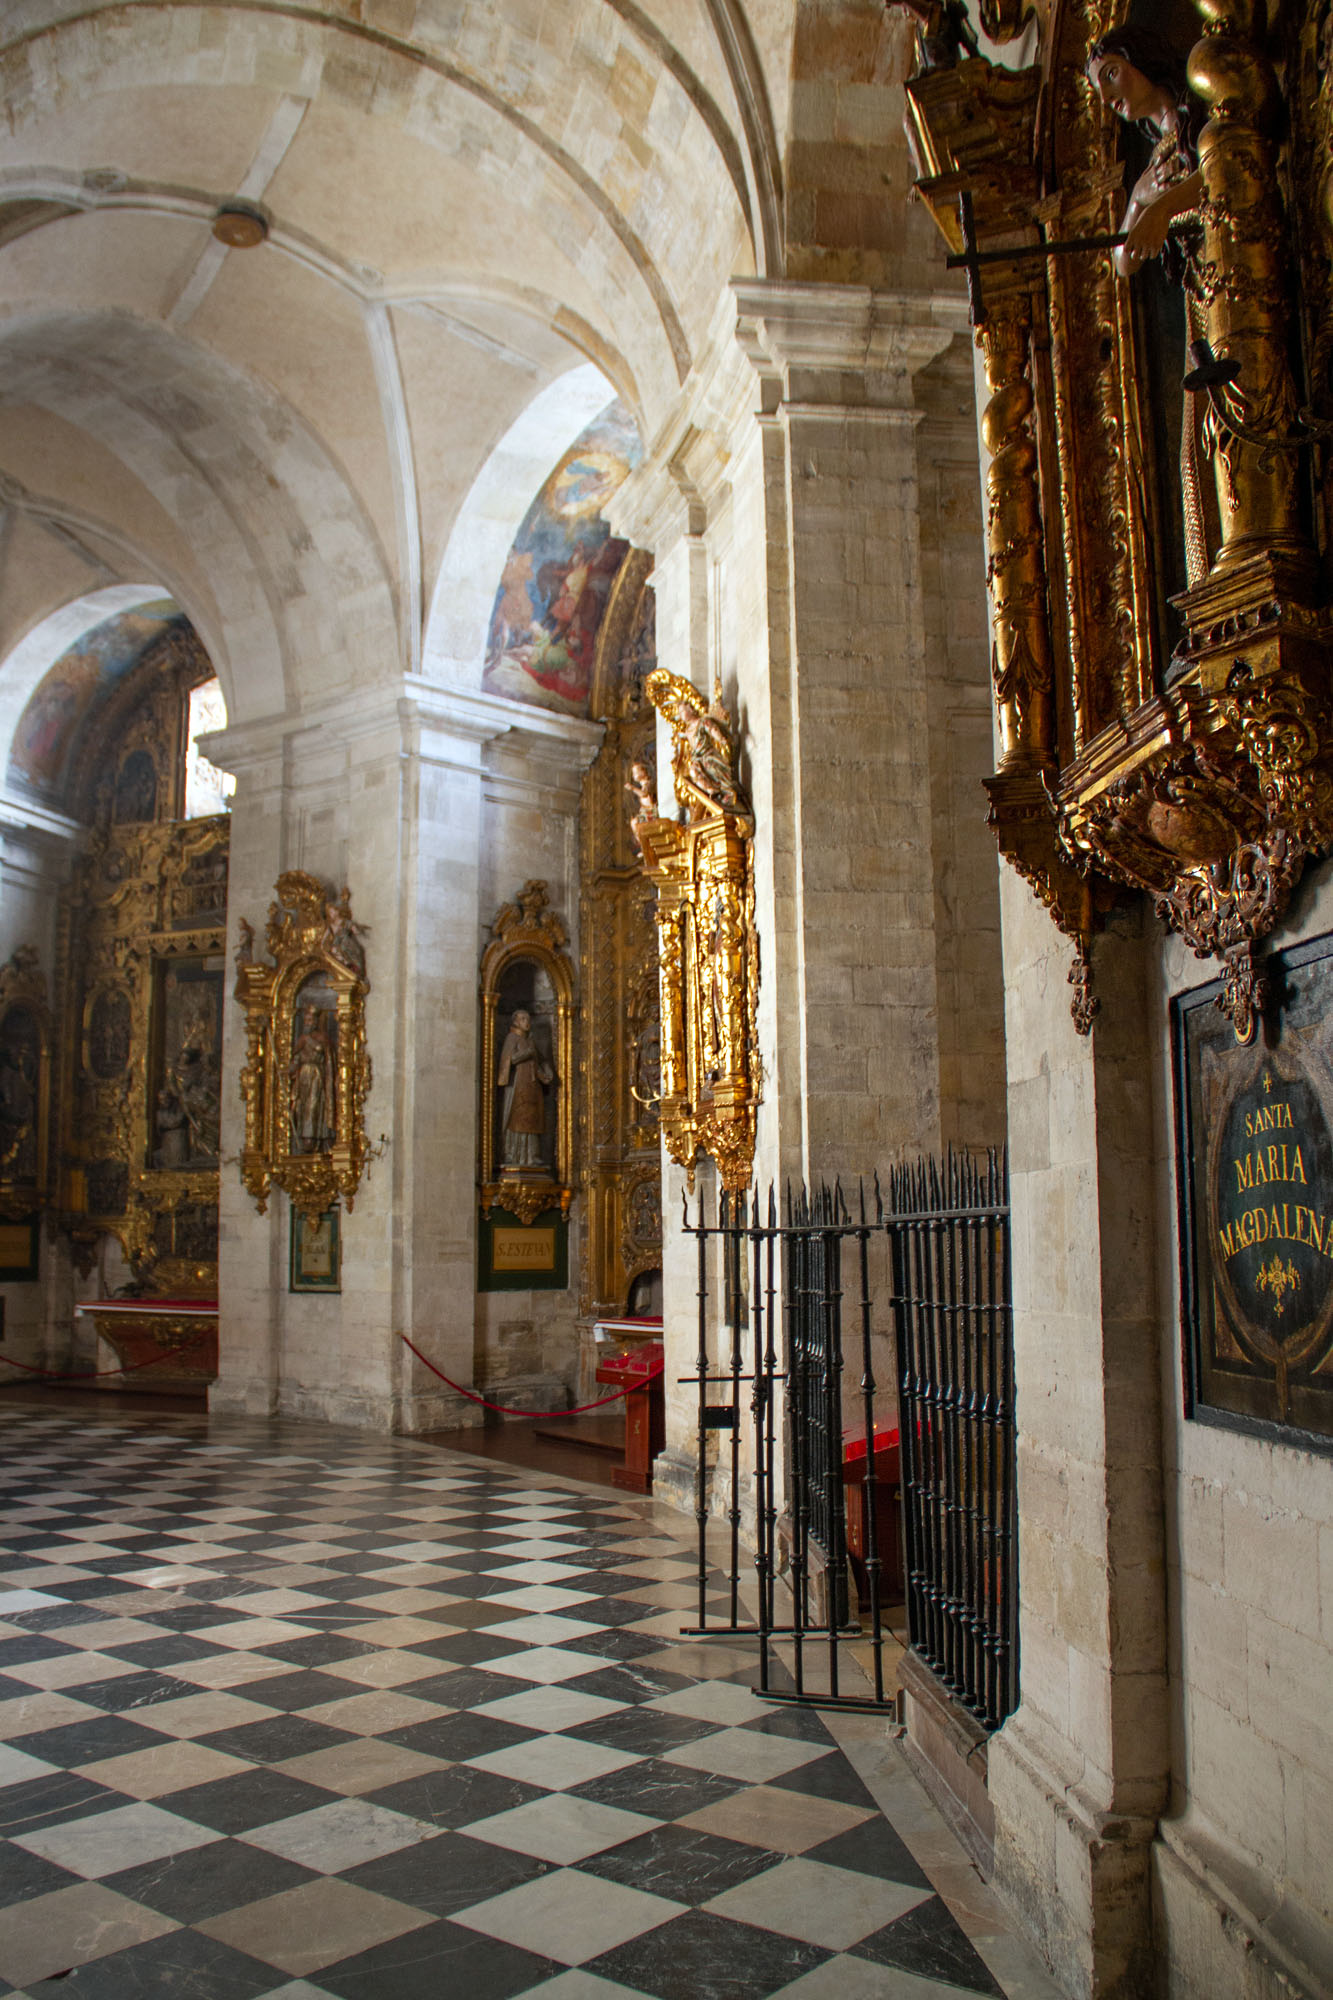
[0, 1341, 207, 1381]
[399, 1334, 663, 1419]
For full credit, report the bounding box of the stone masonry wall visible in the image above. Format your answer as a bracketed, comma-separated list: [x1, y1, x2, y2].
[1152, 865, 1333, 1997]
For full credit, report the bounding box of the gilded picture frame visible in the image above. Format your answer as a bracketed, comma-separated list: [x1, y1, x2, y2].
[234, 872, 372, 1221]
[0, 1213, 41, 1282]
[290, 1204, 342, 1293]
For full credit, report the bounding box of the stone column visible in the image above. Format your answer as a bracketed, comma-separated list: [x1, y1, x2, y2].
[211, 717, 285, 1418]
[987, 877, 1170, 1997]
[0, 801, 81, 1372]
[610, 279, 988, 1497]
[732, 280, 969, 1183]
[211, 684, 520, 1432]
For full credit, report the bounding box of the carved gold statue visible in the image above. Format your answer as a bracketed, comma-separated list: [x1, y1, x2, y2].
[637, 670, 760, 1193]
[625, 760, 658, 854]
[234, 871, 373, 1219]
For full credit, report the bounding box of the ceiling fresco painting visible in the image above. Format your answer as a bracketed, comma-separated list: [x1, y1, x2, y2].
[8, 602, 186, 803]
[481, 399, 642, 716]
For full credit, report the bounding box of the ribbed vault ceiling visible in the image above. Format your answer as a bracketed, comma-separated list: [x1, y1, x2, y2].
[0, 0, 788, 718]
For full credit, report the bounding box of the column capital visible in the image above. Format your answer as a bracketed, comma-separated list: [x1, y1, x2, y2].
[608, 289, 758, 551]
[732, 279, 968, 416]
[204, 679, 602, 785]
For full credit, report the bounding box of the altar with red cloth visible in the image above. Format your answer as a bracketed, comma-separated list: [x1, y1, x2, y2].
[74, 1298, 218, 1390]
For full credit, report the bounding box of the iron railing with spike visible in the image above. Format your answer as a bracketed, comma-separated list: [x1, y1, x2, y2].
[678, 1149, 1017, 1730]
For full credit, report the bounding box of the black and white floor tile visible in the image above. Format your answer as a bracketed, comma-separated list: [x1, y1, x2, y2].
[0, 1404, 1033, 1998]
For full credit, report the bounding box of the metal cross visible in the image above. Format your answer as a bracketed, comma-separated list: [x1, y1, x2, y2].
[949, 191, 1127, 327]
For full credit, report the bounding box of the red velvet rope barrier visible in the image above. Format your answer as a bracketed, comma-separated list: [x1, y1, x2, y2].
[399, 1333, 664, 1418]
[0, 1341, 205, 1381]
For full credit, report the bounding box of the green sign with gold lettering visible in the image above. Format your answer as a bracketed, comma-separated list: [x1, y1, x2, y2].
[1175, 934, 1333, 1450]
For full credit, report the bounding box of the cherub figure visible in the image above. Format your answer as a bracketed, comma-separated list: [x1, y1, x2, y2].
[625, 760, 658, 851]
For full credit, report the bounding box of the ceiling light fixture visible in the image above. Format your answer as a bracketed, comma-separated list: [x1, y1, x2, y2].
[212, 202, 269, 249]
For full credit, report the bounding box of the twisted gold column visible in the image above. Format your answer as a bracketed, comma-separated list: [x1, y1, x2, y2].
[980, 301, 1055, 770]
[1188, 0, 1309, 571]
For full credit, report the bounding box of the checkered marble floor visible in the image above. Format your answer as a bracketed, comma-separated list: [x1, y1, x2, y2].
[0, 1404, 1016, 1999]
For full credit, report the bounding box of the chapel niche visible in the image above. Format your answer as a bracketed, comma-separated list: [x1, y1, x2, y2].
[43, 618, 231, 1296]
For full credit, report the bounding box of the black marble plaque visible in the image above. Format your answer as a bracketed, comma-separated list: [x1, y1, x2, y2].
[1174, 933, 1333, 1451]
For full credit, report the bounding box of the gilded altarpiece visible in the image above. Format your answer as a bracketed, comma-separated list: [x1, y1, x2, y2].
[55, 816, 229, 1290]
[907, 0, 1333, 1044]
[577, 556, 664, 1315]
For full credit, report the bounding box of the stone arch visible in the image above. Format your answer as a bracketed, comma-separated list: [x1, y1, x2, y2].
[422, 363, 618, 691]
[0, 311, 400, 721]
[0, 584, 167, 789]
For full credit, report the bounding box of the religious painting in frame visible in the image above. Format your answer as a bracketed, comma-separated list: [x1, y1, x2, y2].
[0, 1214, 40, 1282]
[290, 1204, 341, 1293]
[1174, 932, 1333, 1455]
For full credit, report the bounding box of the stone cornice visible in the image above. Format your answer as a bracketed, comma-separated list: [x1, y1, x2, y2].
[202, 679, 603, 779]
[607, 286, 756, 552]
[732, 280, 969, 414]
[609, 280, 971, 558]
[0, 786, 84, 849]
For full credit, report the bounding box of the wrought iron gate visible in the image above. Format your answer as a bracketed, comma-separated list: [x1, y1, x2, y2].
[682, 1150, 1018, 1733]
[886, 1150, 1018, 1731]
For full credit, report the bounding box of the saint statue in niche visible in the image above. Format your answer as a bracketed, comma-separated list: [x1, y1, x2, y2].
[496, 1008, 554, 1172]
[289, 1001, 336, 1155]
[156, 972, 222, 1167]
[152, 1088, 190, 1169]
[169, 991, 221, 1162]
[1087, 26, 1212, 584]
[89, 989, 131, 1077]
[0, 1010, 39, 1181]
